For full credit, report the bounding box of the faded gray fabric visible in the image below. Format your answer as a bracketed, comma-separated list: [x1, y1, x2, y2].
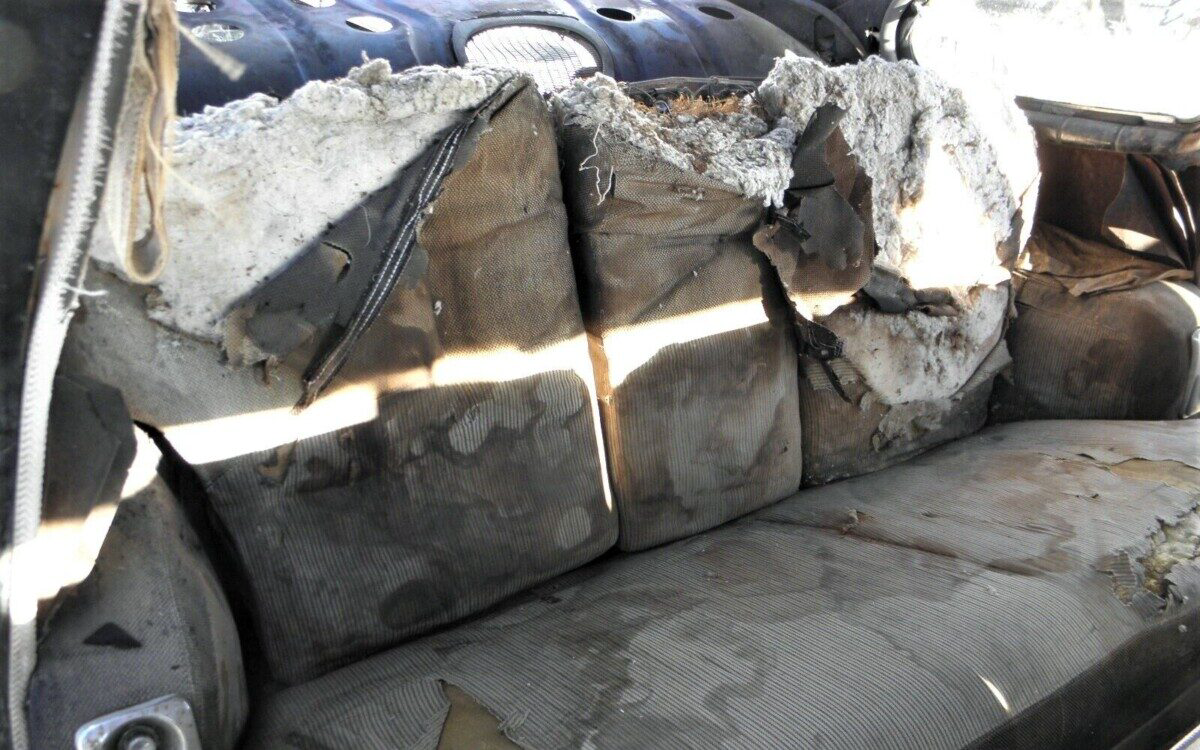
[30, 447, 247, 750]
[247, 420, 1200, 750]
[992, 273, 1200, 422]
[560, 124, 802, 551]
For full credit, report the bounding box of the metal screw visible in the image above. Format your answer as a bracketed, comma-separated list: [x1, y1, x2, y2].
[118, 726, 161, 750]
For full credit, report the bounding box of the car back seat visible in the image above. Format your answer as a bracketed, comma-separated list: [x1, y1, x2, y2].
[56, 55, 1200, 750]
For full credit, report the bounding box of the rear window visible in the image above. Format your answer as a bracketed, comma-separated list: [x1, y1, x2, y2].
[905, 0, 1200, 121]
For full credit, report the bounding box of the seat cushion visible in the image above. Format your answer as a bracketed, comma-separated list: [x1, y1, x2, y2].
[992, 272, 1200, 422]
[246, 420, 1200, 749]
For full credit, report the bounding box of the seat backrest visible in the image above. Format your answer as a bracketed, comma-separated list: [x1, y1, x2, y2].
[555, 76, 804, 550]
[67, 65, 615, 685]
[62, 55, 1046, 686]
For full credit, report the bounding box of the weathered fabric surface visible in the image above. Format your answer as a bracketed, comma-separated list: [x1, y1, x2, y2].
[1035, 142, 1193, 271]
[247, 420, 1200, 750]
[64, 80, 615, 685]
[30, 436, 247, 750]
[992, 273, 1200, 422]
[1021, 223, 1193, 297]
[210, 81, 613, 684]
[559, 116, 802, 551]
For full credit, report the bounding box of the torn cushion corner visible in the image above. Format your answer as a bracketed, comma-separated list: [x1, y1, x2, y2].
[553, 76, 804, 551]
[753, 54, 1026, 475]
[551, 74, 796, 208]
[752, 102, 877, 320]
[799, 284, 1010, 485]
[89, 58, 523, 345]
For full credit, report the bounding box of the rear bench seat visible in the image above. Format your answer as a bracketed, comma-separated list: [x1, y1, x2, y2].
[246, 420, 1200, 749]
[55, 56, 1200, 750]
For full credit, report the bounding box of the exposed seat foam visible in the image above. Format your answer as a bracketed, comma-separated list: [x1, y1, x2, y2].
[247, 420, 1200, 750]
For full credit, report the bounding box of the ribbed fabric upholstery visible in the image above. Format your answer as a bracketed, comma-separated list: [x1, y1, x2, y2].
[203, 82, 614, 683]
[248, 420, 1200, 750]
[560, 125, 802, 551]
[992, 272, 1200, 422]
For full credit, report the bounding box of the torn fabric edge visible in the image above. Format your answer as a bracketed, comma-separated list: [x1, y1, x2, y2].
[294, 81, 520, 406]
[756, 53, 1037, 292]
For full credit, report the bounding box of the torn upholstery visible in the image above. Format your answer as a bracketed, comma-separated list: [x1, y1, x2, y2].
[752, 56, 1024, 483]
[758, 53, 1039, 294]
